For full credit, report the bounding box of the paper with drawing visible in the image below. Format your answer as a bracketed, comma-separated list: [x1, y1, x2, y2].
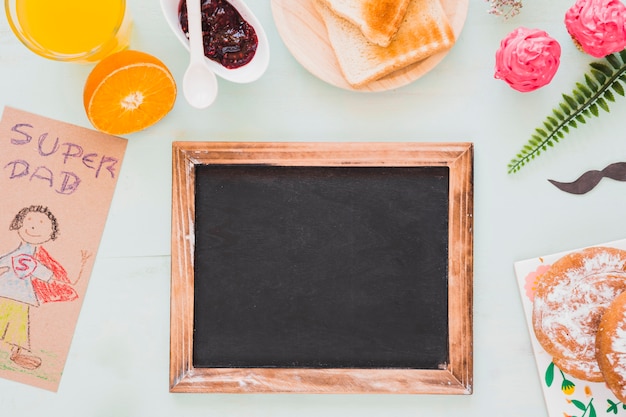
[0, 107, 127, 391]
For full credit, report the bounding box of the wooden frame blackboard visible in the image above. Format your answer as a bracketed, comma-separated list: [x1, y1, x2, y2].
[170, 142, 473, 394]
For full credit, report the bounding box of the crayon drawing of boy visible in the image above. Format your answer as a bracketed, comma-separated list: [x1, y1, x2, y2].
[0, 205, 88, 370]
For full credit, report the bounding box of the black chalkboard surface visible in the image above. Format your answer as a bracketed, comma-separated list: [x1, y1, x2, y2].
[193, 165, 449, 369]
[170, 142, 473, 394]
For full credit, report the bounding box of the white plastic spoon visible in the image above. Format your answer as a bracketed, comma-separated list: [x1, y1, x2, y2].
[183, 0, 218, 108]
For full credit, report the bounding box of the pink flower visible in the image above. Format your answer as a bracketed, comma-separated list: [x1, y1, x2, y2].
[494, 27, 561, 92]
[565, 0, 626, 58]
[524, 263, 551, 301]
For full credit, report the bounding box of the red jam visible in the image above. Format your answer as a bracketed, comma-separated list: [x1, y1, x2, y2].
[178, 0, 258, 69]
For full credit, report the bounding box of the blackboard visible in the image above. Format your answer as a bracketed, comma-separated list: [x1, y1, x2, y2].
[193, 165, 449, 369]
[170, 142, 473, 394]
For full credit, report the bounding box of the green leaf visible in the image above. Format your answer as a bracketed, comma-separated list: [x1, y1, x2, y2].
[545, 362, 555, 386]
[563, 93, 578, 108]
[553, 108, 565, 120]
[607, 54, 621, 69]
[591, 62, 613, 77]
[586, 73, 599, 91]
[574, 90, 586, 104]
[507, 48, 626, 174]
[589, 403, 597, 417]
[576, 82, 593, 98]
[598, 97, 610, 112]
[592, 69, 607, 85]
[560, 102, 572, 115]
[572, 399, 586, 411]
[547, 116, 559, 127]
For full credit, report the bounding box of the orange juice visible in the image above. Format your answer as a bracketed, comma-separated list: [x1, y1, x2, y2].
[6, 0, 131, 62]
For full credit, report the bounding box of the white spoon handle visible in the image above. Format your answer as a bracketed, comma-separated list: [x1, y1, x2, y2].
[183, 0, 218, 108]
[187, 0, 204, 63]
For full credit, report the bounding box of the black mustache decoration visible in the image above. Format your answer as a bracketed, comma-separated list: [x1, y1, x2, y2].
[548, 162, 626, 194]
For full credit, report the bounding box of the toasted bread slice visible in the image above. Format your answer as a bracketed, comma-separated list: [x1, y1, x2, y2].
[316, 0, 411, 47]
[316, 0, 456, 88]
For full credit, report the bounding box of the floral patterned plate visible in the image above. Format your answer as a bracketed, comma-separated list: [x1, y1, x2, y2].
[514, 239, 626, 417]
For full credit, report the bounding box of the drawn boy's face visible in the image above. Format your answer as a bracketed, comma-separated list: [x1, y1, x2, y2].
[17, 212, 54, 245]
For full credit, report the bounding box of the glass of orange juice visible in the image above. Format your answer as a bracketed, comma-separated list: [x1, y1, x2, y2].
[5, 0, 132, 63]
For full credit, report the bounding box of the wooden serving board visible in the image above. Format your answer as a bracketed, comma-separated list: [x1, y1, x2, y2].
[270, 0, 469, 92]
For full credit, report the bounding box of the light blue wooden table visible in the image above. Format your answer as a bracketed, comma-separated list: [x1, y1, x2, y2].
[2, 0, 625, 415]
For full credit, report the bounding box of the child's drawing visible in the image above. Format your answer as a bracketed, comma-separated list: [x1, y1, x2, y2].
[0, 106, 127, 391]
[0, 205, 90, 370]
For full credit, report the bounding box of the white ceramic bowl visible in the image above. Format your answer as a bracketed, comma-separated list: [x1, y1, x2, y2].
[160, 0, 270, 83]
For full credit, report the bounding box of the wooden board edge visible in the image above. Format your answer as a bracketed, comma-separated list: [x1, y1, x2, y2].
[170, 144, 196, 391]
[446, 142, 474, 394]
[169, 141, 474, 394]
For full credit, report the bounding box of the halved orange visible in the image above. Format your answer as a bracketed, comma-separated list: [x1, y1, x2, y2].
[83, 50, 177, 135]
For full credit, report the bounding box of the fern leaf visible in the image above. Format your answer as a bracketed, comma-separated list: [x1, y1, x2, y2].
[563, 93, 578, 108]
[591, 68, 607, 84]
[574, 90, 586, 104]
[547, 116, 559, 127]
[591, 62, 613, 77]
[604, 89, 616, 102]
[599, 97, 610, 112]
[607, 54, 622, 69]
[553, 108, 565, 120]
[508, 49, 626, 174]
[576, 82, 593, 98]
[560, 102, 572, 115]
[586, 73, 599, 90]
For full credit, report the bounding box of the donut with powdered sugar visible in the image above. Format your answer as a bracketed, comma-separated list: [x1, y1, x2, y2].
[532, 246, 626, 381]
[596, 291, 626, 401]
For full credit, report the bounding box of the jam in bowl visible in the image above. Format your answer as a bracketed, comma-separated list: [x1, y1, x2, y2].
[160, 0, 269, 83]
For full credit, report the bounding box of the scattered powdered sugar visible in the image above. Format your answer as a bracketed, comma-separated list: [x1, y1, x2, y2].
[607, 317, 626, 398]
[534, 250, 626, 365]
[612, 321, 626, 354]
